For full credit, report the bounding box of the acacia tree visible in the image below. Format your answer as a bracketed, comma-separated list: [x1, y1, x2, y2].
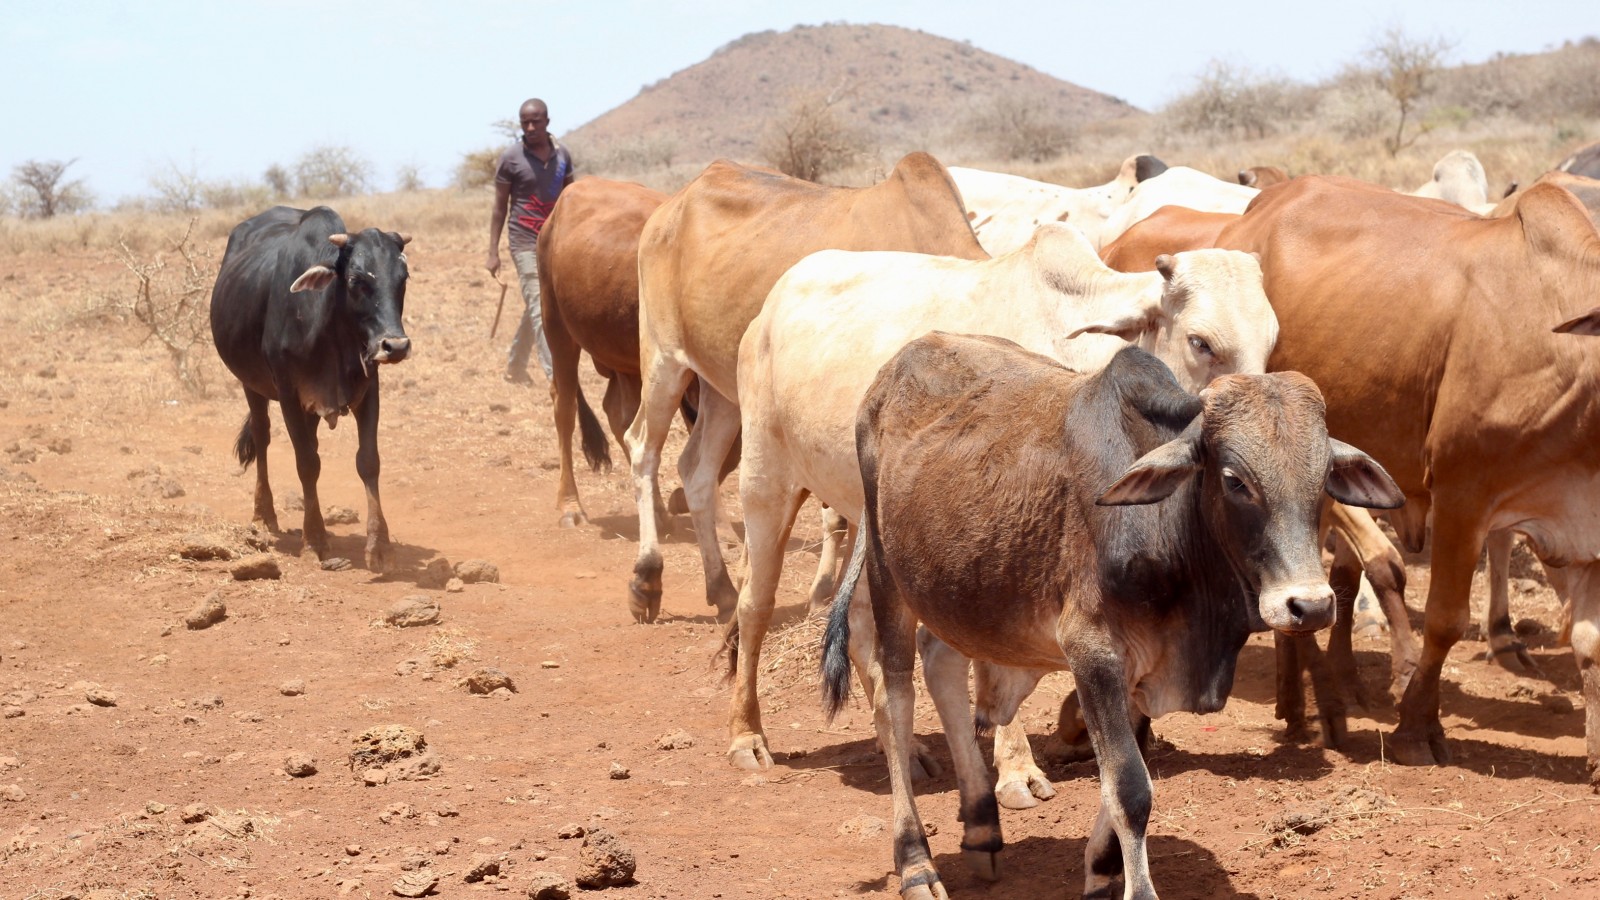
[293, 145, 372, 198]
[11, 158, 93, 218]
[1368, 28, 1454, 157]
[758, 85, 868, 182]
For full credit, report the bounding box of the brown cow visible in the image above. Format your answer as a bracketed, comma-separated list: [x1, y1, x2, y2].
[537, 177, 667, 528]
[823, 334, 1400, 899]
[1239, 165, 1290, 188]
[1216, 175, 1600, 780]
[1490, 170, 1600, 221]
[623, 153, 986, 624]
[1099, 205, 1238, 272]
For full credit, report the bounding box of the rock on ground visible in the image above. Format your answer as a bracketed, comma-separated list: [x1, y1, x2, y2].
[279, 679, 306, 696]
[284, 752, 318, 777]
[1, 784, 25, 802]
[391, 870, 438, 897]
[350, 725, 440, 781]
[464, 667, 515, 694]
[181, 803, 210, 823]
[324, 505, 360, 525]
[526, 871, 572, 899]
[386, 596, 441, 627]
[85, 688, 117, 707]
[575, 828, 636, 889]
[453, 559, 500, 584]
[185, 592, 227, 630]
[231, 553, 282, 581]
[177, 532, 236, 561]
[655, 729, 694, 750]
[419, 557, 454, 589]
[463, 852, 503, 882]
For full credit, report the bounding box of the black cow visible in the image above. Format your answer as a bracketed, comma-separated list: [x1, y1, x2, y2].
[209, 206, 411, 571]
[1558, 140, 1600, 179]
[821, 334, 1402, 900]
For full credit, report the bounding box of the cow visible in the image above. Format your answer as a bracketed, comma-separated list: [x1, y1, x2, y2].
[1099, 205, 1238, 273]
[1239, 165, 1289, 188]
[948, 154, 1164, 255]
[1215, 175, 1600, 780]
[823, 334, 1402, 900]
[537, 177, 668, 528]
[728, 225, 1277, 791]
[1490, 170, 1600, 221]
[623, 153, 986, 624]
[209, 206, 411, 571]
[1408, 149, 1495, 213]
[1557, 140, 1600, 179]
[1098, 165, 1260, 248]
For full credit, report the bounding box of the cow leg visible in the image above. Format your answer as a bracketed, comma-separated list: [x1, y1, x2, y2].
[806, 506, 849, 614]
[352, 384, 392, 574]
[867, 561, 947, 900]
[1072, 650, 1156, 900]
[1324, 534, 1368, 713]
[1486, 530, 1539, 672]
[548, 312, 589, 529]
[1562, 564, 1600, 788]
[919, 634, 1004, 884]
[622, 350, 694, 623]
[676, 385, 741, 619]
[1047, 690, 1094, 763]
[976, 664, 1055, 811]
[1274, 632, 1311, 742]
[1299, 632, 1349, 750]
[726, 474, 806, 771]
[244, 389, 278, 531]
[1391, 511, 1485, 767]
[277, 401, 329, 562]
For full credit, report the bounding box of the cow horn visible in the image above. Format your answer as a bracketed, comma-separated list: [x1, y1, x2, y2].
[1155, 254, 1177, 281]
[397, 232, 413, 247]
[328, 233, 350, 247]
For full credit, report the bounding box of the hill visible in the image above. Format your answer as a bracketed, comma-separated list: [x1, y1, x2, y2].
[562, 22, 1142, 167]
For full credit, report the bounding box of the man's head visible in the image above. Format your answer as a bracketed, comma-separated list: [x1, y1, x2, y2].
[519, 99, 550, 147]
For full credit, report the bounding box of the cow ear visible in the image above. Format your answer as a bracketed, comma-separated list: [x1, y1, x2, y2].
[1097, 427, 1201, 506]
[1155, 254, 1177, 282]
[1238, 169, 1257, 187]
[289, 265, 337, 293]
[1325, 438, 1405, 509]
[1553, 307, 1600, 336]
[1066, 305, 1160, 343]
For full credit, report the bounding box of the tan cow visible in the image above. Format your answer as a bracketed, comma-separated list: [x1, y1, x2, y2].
[948, 154, 1161, 254]
[623, 153, 986, 623]
[537, 178, 666, 529]
[1098, 166, 1260, 248]
[730, 224, 1276, 800]
[1217, 175, 1600, 781]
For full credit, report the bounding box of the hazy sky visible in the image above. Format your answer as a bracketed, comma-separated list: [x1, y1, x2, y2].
[2, 1, 1593, 203]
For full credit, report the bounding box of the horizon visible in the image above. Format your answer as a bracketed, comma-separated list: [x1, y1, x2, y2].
[1, 0, 1594, 204]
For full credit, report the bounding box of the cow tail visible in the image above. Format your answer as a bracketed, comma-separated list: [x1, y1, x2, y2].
[234, 413, 257, 470]
[575, 388, 612, 473]
[821, 515, 869, 722]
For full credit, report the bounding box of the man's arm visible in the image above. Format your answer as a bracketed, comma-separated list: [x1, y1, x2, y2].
[486, 180, 511, 276]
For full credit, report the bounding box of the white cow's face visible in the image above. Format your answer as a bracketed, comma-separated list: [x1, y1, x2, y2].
[1149, 250, 1277, 390]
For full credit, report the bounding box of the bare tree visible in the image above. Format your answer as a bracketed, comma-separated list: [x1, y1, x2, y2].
[293, 145, 373, 198]
[11, 158, 93, 218]
[263, 164, 292, 199]
[973, 94, 1075, 162]
[394, 163, 425, 192]
[1367, 27, 1454, 156]
[759, 85, 869, 182]
[147, 160, 205, 213]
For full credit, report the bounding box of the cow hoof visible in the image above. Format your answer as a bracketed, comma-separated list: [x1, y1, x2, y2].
[902, 879, 949, 900]
[254, 513, 280, 533]
[962, 848, 1001, 882]
[1319, 712, 1349, 751]
[1489, 642, 1539, 674]
[910, 740, 942, 781]
[1283, 721, 1313, 744]
[727, 736, 773, 772]
[995, 780, 1040, 810]
[628, 584, 660, 624]
[365, 541, 393, 574]
[558, 510, 588, 529]
[667, 487, 689, 515]
[320, 557, 354, 572]
[1386, 733, 1447, 766]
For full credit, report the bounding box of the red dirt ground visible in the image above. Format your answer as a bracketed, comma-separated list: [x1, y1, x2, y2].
[1, 236, 1596, 900]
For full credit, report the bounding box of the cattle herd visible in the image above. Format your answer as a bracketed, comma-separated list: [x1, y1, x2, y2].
[207, 138, 1600, 899]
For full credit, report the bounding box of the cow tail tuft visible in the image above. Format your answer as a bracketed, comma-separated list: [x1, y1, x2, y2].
[234, 413, 257, 470]
[821, 518, 868, 721]
[575, 388, 612, 473]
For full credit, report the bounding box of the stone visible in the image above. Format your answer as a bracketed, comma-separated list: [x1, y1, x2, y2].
[194, 694, 223, 710]
[0, 707, 20, 719]
[181, 803, 210, 823]
[362, 767, 390, 786]
[654, 730, 694, 750]
[146, 801, 167, 815]
[386, 596, 441, 628]
[284, 752, 318, 777]
[178, 533, 235, 561]
[346, 844, 363, 856]
[1, 784, 25, 802]
[350, 725, 439, 781]
[185, 593, 227, 630]
[231, 554, 282, 581]
[321, 557, 354, 571]
[419, 557, 453, 589]
[391, 870, 438, 897]
[85, 688, 117, 707]
[464, 667, 515, 694]
[575, 828, 636, 889]
[608, 762, 630, 780]
[525, 872, 571, 900]
[556, 823, 585, 839]
[463, 852, 502, 882]
[452, 560, 500, 584]
[324, 505, 360, 525]
[444, 578, 465, 593]
[379, 802, 417, 824]
[279, 679, 306, 696]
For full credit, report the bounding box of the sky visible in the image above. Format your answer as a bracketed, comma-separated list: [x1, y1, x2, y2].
[1, 0, 1593, 204]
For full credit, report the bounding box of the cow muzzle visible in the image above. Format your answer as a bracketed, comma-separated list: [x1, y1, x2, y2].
[1257, 580, 1336, 634]
[370, 335, 411, 364]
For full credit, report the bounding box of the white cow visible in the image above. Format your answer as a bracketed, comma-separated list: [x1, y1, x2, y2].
[1099, 166, 1261, 247]
[1409, 149, 1495, 214]
[949, 154, 1160, 255]
[727, 224, 1278, 808]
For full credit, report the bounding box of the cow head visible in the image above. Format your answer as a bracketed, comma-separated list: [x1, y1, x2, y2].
[290, 229, 413, 367]
[1096, 372, 1403, 634]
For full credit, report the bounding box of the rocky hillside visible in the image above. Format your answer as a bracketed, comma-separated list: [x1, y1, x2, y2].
[563, 22, 1142, 164]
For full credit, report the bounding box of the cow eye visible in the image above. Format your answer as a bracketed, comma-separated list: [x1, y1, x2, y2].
[1223, 473, 1249, 496]
[1187, 335, 1214, 358]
